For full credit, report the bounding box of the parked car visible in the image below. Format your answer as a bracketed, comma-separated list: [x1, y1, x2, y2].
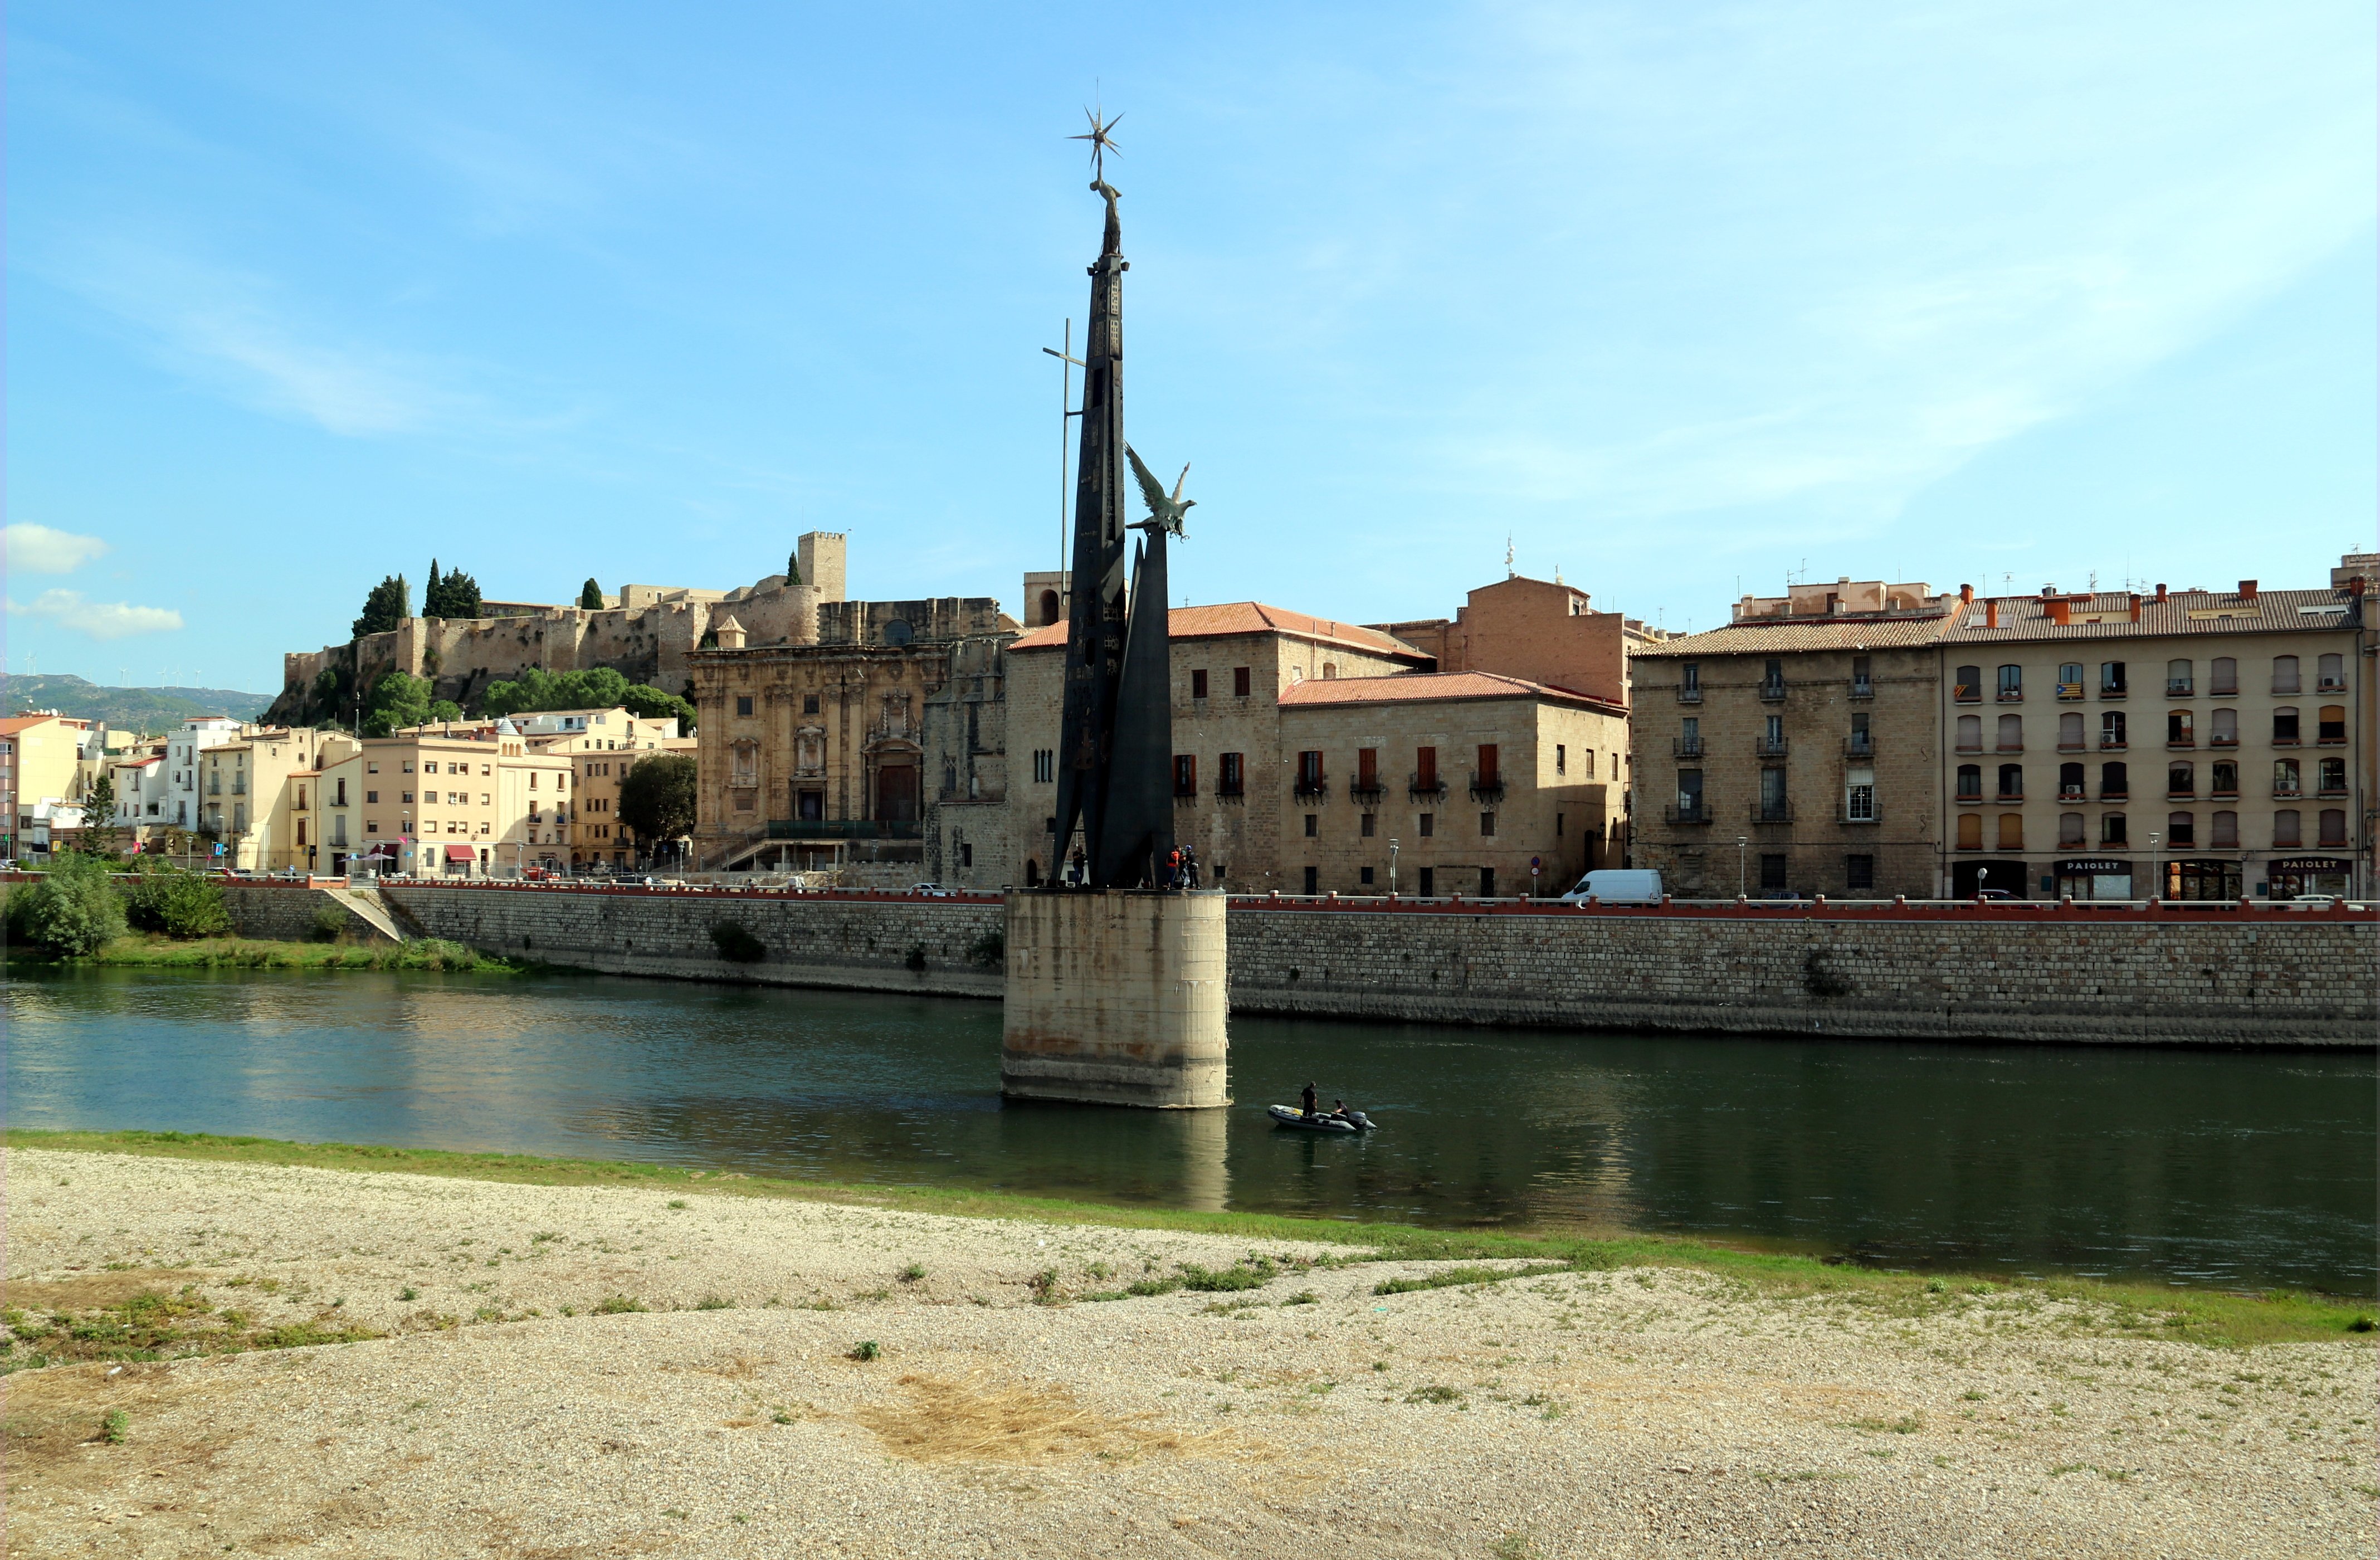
[909, 881, 952, 896]
[1557, 869, 1664, 905]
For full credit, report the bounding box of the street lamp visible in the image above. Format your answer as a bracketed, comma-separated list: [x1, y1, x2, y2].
[2148, 829, 2161, 903]
[1735, 836, 1748, 898]
[1388, 838, 1399, 895]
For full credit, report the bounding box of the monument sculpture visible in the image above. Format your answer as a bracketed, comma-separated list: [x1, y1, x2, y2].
[1001, 112, 1231, 1109]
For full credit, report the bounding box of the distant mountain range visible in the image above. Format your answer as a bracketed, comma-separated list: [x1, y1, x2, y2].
[2, 674, 274, 733]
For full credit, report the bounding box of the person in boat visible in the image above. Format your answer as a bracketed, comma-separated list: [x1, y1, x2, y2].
[1330, 1098, 1353, 1122]
[1301, 1081, 1318, 1119]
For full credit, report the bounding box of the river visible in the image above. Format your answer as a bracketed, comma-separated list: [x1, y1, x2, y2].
[7, 967, 2371, 1295]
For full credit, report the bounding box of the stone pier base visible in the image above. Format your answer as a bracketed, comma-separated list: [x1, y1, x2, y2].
[1001, 890, 1230, 1108]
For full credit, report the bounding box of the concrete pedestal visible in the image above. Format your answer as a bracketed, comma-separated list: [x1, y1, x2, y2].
[1001, 889, 1230, 1108]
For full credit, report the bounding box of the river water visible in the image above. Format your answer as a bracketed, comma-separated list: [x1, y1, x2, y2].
[7, 967, 2371, 1295]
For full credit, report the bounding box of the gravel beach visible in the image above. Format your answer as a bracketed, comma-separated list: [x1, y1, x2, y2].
[6, 1147, 2371, 1558]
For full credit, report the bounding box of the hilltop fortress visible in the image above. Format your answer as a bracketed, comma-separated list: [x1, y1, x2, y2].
[267, 533, 856, 725]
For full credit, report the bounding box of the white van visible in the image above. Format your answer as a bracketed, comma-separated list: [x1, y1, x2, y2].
[1559, 869, 1664, 905]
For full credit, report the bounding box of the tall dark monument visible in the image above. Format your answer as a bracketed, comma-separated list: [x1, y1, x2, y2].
[1048, 120, 1191, 890]
[1002, 113, 1228, 1109]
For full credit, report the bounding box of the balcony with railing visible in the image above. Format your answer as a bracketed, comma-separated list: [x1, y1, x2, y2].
[1754, 734, 1789, 757]
[1672, 735, 1703, 758]
[1843, 734, 1872, 757]
[1348, 776, 1387, 805]
[1996, 687, 2023, 703]
[1408, 771, 1447, 802]
[1953, 683, 1981, 703]
[2272, 677, 2302, 696]
[2318, 723, 2347, 747]
[2318, 674, 2348, 693]
[2058, 784, 2085, 802]
[2056, 681, 2085, 699]
[1749, 799, 1794, 824]
[1758, 679, 1787, 702]
[1467, 773, 1507, 805]
[2100, 786, 2129, 802]
[1291, 769, 1331, 801]
[1850, 676, 1874, 699]
[1677, 685, 1703, 704]
[2167, 678, 2194, 696]
[2099, 733, 2126, 750]
[1665, 801, 1712, 825]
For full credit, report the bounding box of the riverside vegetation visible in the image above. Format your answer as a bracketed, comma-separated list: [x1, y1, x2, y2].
[2, 855, 528, 973]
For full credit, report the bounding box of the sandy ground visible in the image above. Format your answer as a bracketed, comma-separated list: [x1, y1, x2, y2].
[4, 1147, 2372, 1559]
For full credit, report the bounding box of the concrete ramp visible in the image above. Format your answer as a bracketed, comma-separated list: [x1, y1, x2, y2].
[330, 887, 409, 944]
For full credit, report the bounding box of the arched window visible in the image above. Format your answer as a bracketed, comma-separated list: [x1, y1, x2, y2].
[2058, 711, 2084, 749]
[2209, 810, 2239, 847]
[1997, 813, 2023, 850]
[1956, 714, 1982, 752]
[2167, 762, 2193, 797]
[2271, 655, 2300, 695]
[2319, 808, 2347, 845]
[1956, 813, 1982, 850]
[2059, 812, 2085, 846]
[1954, 665, 1982, 701]
[1956, 763, 1982, 800]
[2318, 652, 2345, 691]
[2100, 812, 2127, 845]
[1997, 764, 2023, 800]
[2059, 762, 2085, 800]
[2318, 705, 2346, 744]
[1996, 714, 2023, 750]
[2319, 756, 2347, 793]
[2166, 659, 2192, 695]
[2272, 707, 2300, 745]
[1996, 665, 2023, 700]
[2209, 656, 2238, 695]
[2271, 810, 2301, 847]
[2210, 708, 2238, 746]
[1038, 589, 1061, 626]
[2166, 811, 2194, 846]
[2100, 761, 2128, 799]
[2166, 708, 2193, 745]
[2273, 758, 2300, 796]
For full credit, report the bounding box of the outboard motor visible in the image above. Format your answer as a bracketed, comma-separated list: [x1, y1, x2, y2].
[1347, 1110, 1373, 1132]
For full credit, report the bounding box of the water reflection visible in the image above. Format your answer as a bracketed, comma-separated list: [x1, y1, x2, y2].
[6, 967, 2371, 1294]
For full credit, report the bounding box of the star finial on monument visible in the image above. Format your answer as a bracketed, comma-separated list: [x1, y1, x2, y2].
[1070, 104, 1124, 186]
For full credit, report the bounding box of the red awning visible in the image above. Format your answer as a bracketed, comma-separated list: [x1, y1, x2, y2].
[443, 844, 477, 862]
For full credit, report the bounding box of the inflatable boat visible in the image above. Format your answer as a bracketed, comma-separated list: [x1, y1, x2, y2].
[1268, 1104, 1377, 1133]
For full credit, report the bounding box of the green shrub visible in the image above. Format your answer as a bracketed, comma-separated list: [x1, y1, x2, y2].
[12, 857, 125, 956]
[967, 928, 1004, 968]
[710, 922, 766, 963]
[310, 905, 350, 943]
[1178, 1260, 1274, 1293]
[122, 872, 231, 939]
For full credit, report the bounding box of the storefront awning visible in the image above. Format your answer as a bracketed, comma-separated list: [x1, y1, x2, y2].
[443, 844, 477, 862]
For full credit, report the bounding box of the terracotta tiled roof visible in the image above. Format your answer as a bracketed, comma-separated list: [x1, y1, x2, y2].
[1633, 615, 1954, 657]
[1007, 603, 1426, 659]
[1940, 588, 2358, 642]
[0, 715, 66, 735]
[1277, 671, 1616, 711]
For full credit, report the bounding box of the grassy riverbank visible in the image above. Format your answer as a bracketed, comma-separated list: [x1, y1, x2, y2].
[10, 1127, 2369, 1346]
[2, 932, 525, 974]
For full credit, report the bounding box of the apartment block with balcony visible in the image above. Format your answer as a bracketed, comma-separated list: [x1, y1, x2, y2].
[1628, 580, 1955, 898]
[1937, 562, 2368, 900]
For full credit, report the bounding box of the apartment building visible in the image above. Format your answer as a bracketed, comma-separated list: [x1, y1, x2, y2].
[1628, 581, 1954, 899]
[1006, 602, 1432, 890]
[1273, 672, 1628, 897]
[1937, 572, 2367, 900]
[108, 744, 170, 837]
[514, 709, 695, 867]
[2, 713, 96, 858]
[162, 717, 250, 831]
[316, 723, 573, 876]
[200, 729, 325, 870]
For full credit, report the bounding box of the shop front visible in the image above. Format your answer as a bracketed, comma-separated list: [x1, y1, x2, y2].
[2266, 856, 2354, 899]
[2054, 856, 2135, 901]
[2163, 858, 2243, 902]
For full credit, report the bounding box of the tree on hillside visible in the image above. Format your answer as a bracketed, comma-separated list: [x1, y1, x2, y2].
[621, 683, 698, 732]
[618, 753, 698, 862]
[481, 666, 631, 718]
[579, 578, 606, 610]
[353, 574, 411, 637]
[423, 560, 481, 620]
[361, 672, 434, 737]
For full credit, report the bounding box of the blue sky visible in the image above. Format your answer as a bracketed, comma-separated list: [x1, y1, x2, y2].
[6, 1, 2373, 691]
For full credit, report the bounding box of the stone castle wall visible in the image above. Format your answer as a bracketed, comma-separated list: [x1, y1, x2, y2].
[370, 884, 2372, 1046]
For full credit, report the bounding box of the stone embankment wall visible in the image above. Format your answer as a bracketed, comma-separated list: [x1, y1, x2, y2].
[217, 885, 402, 945]
[370, 884, 2374, 1046]
[381, 884, 1006, 998]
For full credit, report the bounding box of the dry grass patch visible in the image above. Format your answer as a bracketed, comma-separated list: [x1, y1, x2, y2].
[4, 1269, 210, 1314]
[2, 1359, 239, 1491]
[857, 1372, 1222, 1467]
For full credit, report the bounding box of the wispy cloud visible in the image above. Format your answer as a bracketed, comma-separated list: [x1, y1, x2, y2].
[2, 524, 111, 574]
[7, 589, 184, 639]
[32, 233, 480, 436]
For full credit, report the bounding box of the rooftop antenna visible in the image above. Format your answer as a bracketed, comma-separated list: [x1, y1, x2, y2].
[1505, 534, 1515, 578]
